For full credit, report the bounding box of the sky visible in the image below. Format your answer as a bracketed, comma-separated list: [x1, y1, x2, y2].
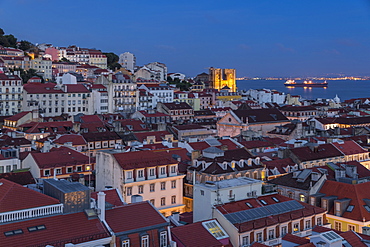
[1, 0, 370, 78]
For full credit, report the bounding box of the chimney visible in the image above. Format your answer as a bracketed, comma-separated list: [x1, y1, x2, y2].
[344, 164, 358, 180]
[97, 191, 106, 221]
[335, 168, 346, 181]
[362, 227, 370, 235]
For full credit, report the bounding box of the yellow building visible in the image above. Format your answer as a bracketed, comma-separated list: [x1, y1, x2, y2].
[209, 67, 237, 92]
[312, 180, 370, 234]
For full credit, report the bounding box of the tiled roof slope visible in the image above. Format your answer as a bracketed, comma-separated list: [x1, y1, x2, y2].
[0, 178, 60, 213]
[171, 221, 224, 247]
[30, 146, 91, 169]
[0, 211, 110, 246]
[113, 150, 176, 170]
[105, 201, 167, 233]
[233, 108, 289, 123]
[289, 143, 343, 162]
[319, 180, 370, 222]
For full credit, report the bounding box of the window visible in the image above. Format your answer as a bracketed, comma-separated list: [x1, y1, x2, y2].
[55, 168, 61, 174]
[256, 232, 262, 242]
[76, 166, 82, 172]
[305, 220, 311, 229]
[317, 217, 322, 226]
[242, 236, 249, 245]
[126, 171, 133, 179]
[126, 187, 132, 196]
[160, 231, 167, 247]
[149, 168, 155, 177]
[171, 196, 176, 204]
[160, 167, 166, 175]
[300, 194, 305, 202]
[201, 190, 204, 196]
[171, 166, 176, 173]
[150, 199, 155, 205]
[293, 222, 300, 232]
[44, 169, 50, 176]
[150, 183, 155, 192]
[348, 225, 356, 231]
[335, 221, 342, 231]
[161, 182, 166, 190]
[171, 180, 176, 189]
[0, 166, 3, 173]
[138, 185, 144, 194]
[6, 165, 11, 173]
[281, 226, 287, 236]
[138, 169, 144, 178]
[67, 167, 72, 173]
[268, 229, 274, 240]
[161, 197, 166, 206]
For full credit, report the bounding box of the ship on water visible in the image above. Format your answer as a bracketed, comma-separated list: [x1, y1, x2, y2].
[284, 80, 328, 87]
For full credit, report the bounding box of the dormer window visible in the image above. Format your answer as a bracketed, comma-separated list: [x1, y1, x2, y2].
[137, 169, 144, 178]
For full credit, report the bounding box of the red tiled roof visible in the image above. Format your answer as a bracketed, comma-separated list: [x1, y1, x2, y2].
[0, 178, 60, 213]
[116, 119, 149, 132]
[23, 82, 63, 94]
[133, 130, 171, 143]
[54, 134, 86, 145]
[319, 180, 370, 222]
[138, 111, 169, 117]
[340, 231, 367, 247]
[105, 201, 168, 233]
[332, 140, 368, 155]
[19, 121, 73, 134]
[80, 115, 103, 123]
[30, 146, 91, 169]
[0, 211, 110, 246]
[171, 221, 224, 247]
[64, 84, 90, 93]
[290, 143, 343, 162]
[263, 158, 296, 174]
[282, 233, 310, 245]
[113, 150, 176, 170]
[91, 189, 124, 207]
[0, 171, 35, 186]
[4, 111, 31, 121]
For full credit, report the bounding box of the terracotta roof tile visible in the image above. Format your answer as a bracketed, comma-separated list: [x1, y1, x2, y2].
[282, 233, 310, 245]
[54, 134, 86, 145]
[0, 171, 35, 186]
[91, 189, 124, 207]
[0, 178, 60, 213]
[0, 211, 110, 246]
[105, 201, 168, 233]
[171, 221, 224, 247]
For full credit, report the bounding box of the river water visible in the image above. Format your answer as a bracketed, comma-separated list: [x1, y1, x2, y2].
[237, 80, 370, 101]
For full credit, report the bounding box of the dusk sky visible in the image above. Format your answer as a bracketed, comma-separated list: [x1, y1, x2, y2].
[1, 0, 370, 77]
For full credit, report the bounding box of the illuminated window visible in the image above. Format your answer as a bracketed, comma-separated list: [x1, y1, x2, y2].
[293, 223, 300, 232]
[202, 220, 228, 240]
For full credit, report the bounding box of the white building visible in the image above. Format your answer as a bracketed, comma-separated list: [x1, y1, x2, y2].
[138, 83, 174, 104]
[30, 58, 52, 80]
[118, 52, 136, 73]
[55, 73, 77, 85]
[95, 149, 186, 216]
[245, 88, 286, 105]
[193, 177, 263, 222]
[145, 62, 168, 82]
[0, 73, 23, 116]
[168, 73, 186, 81]
[95, 72, 137, 114]
[22, 82, 93, 117]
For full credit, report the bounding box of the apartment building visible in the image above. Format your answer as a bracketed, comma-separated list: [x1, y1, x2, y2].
[96, 149, 186, 216]
[0, 73, 23, 116]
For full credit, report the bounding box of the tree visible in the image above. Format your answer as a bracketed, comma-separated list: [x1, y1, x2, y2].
[18, 40, 33, 51]
[59, 57, 71, 63]
[103, 52, 120, 70]
[3, 34, 17, 48]
[10, 68, 44, 83]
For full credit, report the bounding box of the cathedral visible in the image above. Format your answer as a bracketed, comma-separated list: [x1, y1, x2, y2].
[209, 67, 237, 92]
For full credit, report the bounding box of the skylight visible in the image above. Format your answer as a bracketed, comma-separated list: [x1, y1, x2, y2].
[364, 205, 370, 213]
[28, 225, 46, 232]
[260, 199, 268, 205]
[202, 220, 229, 240]
[4, 229, 23, 237]
[347, 205, 354, 212]
[272, 197, 280, 203]
[246, 202, 253, 208]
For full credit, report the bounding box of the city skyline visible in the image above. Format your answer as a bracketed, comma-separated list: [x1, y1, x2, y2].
[1, 0, 370, 77]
